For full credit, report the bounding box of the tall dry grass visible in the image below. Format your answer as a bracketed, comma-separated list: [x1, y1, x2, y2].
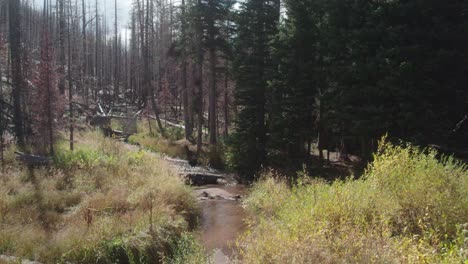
[0, 131, 199, 263]
[239, 139, 468, 263]
[127, 121, 186, 159]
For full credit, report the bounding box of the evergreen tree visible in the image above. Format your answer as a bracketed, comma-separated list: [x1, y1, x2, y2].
[268, 0, 319, 160]
[326, 0, 468, 157]
[185, 0, 234, 145]
[232, 0, 280, 180]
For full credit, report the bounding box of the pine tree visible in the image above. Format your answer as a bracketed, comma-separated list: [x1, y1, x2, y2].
[232, 0, 280, 180]
[201, 0, 234, 145]
[269, 0, 319, 160]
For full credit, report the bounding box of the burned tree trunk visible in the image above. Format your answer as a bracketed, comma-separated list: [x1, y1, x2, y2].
[58, 0, 66, 95]
[8, 0, 25, 149]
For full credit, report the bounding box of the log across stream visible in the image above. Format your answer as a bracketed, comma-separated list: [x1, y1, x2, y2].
[165, 157, 247, 264]
[121, 143, 247, 263]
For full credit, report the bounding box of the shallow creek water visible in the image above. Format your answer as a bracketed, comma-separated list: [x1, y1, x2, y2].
[165, 158, 247, 263]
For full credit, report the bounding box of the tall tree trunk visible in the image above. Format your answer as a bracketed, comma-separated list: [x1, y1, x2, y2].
[82, 0, 88, 104]
[208, 46, 217, 145]
[46, 46, 54, 157]
[113, 0, 119, 100]
[181, 0, 192, 141]
[317, 95, 325, 163]
[0, 48, 4, 170]
[95, 0, 99, 98]
[224, 63, 229, 138]
[68, 0, 74, 151]
[152, 62, 164, 134]
[207, 0, 217, 145]
[8, 0, 25, 149]
[58, 0, 66, 95]
[145, 0, 164, 134]
[195, 0, 204, 155]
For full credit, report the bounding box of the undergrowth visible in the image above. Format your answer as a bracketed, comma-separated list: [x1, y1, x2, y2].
[164, 232, 212, 264]
[128, 121, 228, 170]
[0, 131, 199, 263]
[128, 121, 186, 159]
[239, 139, 468, 263]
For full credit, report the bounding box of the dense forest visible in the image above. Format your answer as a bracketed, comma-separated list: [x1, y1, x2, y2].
[0, 0, 467, 179]
[0, 0, 467, 263]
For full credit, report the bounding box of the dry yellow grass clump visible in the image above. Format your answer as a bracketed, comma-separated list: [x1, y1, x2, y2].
[239, 139, 468, 263]
[0, 131, 199, 263]
[127, 121, 187, 159]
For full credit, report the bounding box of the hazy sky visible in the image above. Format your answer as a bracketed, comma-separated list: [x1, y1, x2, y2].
[111, 0, 132, 30]
[82, 0, 132, 30]
[34, 0, 133, 31]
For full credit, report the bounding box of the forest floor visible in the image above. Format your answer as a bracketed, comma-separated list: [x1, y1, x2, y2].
[0, 131, 204, 263]
[3, 122, 465, 264]
[92, 120, 468, 264]
[237, 141, 468, 263]
[124, 138, 247, 264]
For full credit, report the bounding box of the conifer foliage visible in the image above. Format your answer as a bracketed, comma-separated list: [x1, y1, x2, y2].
[231, 0, 281, 180]
[0, 0, 466, 179]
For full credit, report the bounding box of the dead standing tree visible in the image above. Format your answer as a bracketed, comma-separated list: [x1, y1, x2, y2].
[8, 0, 25, 149]
[32, 27, 63, 156]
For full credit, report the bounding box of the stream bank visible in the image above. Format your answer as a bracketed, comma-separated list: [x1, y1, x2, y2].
[165, 157, 247, 264]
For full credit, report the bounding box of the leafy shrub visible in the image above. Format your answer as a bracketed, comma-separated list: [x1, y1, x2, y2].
[240, 139, 468, 263]
[54, 149, 102, 168]
[165, 127, 185, 142]
[165, 233, 211, 264]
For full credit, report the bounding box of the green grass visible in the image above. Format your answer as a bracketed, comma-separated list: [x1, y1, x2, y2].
[128, 133, 186, 159]
[239, 138, 468, 263]
[0, 131, 200, 263]
[127, 121, 187, 159]
[164, 233, 212, 264]
[127, 121, 227, 170]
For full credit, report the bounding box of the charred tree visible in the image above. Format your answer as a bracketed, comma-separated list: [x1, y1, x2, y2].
[8, 0, 25, 148]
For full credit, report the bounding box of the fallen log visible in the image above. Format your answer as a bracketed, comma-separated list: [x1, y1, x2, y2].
[98, 104, 106, 116]
[102, 127, 131, 139]
[185, 173, 226, 186]
[149, 116, 185, 130]
[15, 152, 52, 166]
[149, 116, 209, 136]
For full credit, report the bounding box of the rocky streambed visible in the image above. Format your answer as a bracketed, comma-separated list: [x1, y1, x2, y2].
[165, 157, 247, 264]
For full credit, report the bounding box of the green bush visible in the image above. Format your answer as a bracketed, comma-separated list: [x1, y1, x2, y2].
[62, 233, 164, 264]
[54, 149, 102, 168]
[165, 233, 211, 264]
[366, 140, 468, 239]
[165, 127, 184, 142]
[240, 139, 468, 263]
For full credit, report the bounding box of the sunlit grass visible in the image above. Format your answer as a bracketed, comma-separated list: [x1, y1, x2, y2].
[127, 121, 187, 159]
[163, 232, 212, 264]
[0, 130, 199, 263]
[239, 139, 468, 263]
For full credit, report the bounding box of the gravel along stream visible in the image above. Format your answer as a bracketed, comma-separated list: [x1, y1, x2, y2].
[165, 157, 247, 264]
